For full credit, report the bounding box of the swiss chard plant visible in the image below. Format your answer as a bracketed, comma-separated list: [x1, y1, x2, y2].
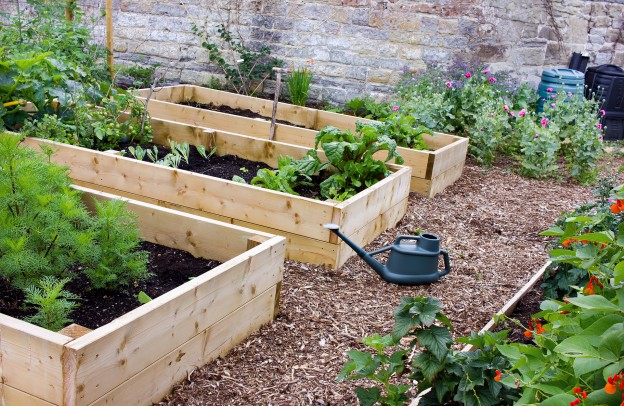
[308, 123, 404, 201]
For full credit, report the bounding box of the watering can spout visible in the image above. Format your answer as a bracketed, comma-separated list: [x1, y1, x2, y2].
[323, 224, 451, 285]
[323, 223, 388, 275]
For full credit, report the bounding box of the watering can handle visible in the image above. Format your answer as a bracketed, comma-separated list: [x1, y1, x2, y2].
[440, 249, 451, 276]
[394, 235, 420, 244]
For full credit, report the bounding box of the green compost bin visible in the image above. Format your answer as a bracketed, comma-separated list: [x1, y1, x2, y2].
[537, 68, 585, 112]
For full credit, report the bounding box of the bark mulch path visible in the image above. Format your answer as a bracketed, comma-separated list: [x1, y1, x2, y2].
[159, 153, 624, 405]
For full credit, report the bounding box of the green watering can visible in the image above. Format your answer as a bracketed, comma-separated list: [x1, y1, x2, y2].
[324, 224, 451, 285]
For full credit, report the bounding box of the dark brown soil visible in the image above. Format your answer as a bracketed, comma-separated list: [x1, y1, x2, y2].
[493, 284, 545, 344]
[122, 145, 324, 199]
[181, 101, 307, 128]
[0, 241, 220, 330]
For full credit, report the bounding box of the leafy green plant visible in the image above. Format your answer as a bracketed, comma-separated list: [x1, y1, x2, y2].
[286, 67, 313, 106]
[85, 199, 150, 290]
[338, 296, 519, 406]
[193, 23, 282, 95]
[196, 145, 217, 160]
[308, 124, 404, 201]
[234, 155, 322, 196]
[343, 97, 392, 120]
[0, 132, 149, 291]
[372, 113, 431, 150]
[116, 62, 160, 89]
[515, 112, 561, 178]
[465, 100, 512, 165]
[23, 276, 79, 331]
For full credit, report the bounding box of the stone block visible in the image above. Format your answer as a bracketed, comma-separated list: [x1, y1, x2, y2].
[367, 68, 394, 84]
[180, 69, 215, 85]
[422, 48, 452, 64]
[351, 8, 370, 26]
[153, 4, 186, 17]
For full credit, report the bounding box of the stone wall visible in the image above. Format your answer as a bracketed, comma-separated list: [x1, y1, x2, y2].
[1, 0, 623, 104]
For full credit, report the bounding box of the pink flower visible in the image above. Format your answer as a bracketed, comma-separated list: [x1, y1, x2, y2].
[518, 109, 526, 117]
[482, 69, 489, 75]
[600, 109, 606, 116]
[597, 123, 603, 130]
[446, 81, 453, 88]
[503, 105, 509, 111]
[551, 94, 557, 99]
[490, 112, 494, 117]
[542, 98, 546, 102]
[551, 103, 556, 108]
[541, 117, 548, 127]
[599, 135, 604, 140]
[509, 111, 515, 117]
[534, 134, 539, 139]
[465, 72, 472, 78]
[546, 87, 553, 93]
[392, 105, 399, 111]
[567, 93, 573, 97]
[489, 77, 496, 83]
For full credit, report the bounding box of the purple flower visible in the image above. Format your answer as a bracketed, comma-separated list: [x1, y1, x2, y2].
[542, 98, 546, 102]
[518, 109, 526, 117]
[541, 117, 548, 127]
[392, 105, 400, 111]
[489, 77, 496, 83]
[465, 72, 472, 78]
[600, 109, 606, 116]
[546, 87, 553, 93]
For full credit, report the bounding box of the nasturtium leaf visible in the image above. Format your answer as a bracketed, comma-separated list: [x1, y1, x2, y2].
[567, 295, 620, 312]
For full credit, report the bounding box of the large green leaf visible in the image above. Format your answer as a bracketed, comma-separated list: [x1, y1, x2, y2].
[573, 357, 611, 376]
[567, 295, 621, 312]
[412, 351, 444, 382]
[417, 326, 452, 362]
[571, 231, 614, 243]
[615, 260, 624, 284]
[354, 387, 381, 406]
[554, 336, 599, 357]
[536, 393, 576, 406]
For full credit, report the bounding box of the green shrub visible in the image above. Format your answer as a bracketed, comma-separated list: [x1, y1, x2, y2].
[23, 276, 79, 331]
[0, 132, 149, 290]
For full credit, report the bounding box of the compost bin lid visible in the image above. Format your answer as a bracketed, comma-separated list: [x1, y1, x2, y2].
[541, 68, 585, 82]
[586, 64, 624, 77]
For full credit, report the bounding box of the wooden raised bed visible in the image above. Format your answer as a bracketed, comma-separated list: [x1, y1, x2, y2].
[21, 117, 412, 269]
[136, 85, 468, 198]
[0, 186, 286, 406]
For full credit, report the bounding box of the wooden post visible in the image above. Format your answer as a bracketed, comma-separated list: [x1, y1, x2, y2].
[65, 0, 74, 21]
[269, 68, 288, 141]
[106, 0, 114, 79]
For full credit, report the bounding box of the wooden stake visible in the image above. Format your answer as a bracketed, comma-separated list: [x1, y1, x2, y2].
[269, 68, 288, 141]
[65, 0, 74, 21]
[106, 0, 114, 79]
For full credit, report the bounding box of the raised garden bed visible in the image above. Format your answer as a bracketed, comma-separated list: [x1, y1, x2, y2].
[136, 85, 468, 198]
[0, 185, 285, 406]
[22, 117, 412, 269]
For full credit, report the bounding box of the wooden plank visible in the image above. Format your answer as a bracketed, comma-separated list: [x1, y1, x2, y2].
[0, 315, 70, 404]
[71, 180, 341, 268]
[189, 85, 319, 129]
[87, 286, 278, 406]
[410, 177, 432, 196]
[460, 262, 551, 352]
[421, 132, 463, 151]
[429, 136, 469, 178]
[336, 197, 409, 268]
[315, 110, 376, 131]
[66, 236, 284, 405]
[76, 186, 276, 263]
[335, 166, 411, 238]
[428, 160, 467, 198]
[0, 383, 57, 406]
[23, 138, 335, 242]
[57, 324, 92, 340]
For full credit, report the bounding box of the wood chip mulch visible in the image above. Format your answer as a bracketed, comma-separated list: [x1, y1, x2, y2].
[159, 153, 624, 406]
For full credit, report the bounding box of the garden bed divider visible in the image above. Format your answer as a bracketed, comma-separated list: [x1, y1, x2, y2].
[136, 85, 468, 197]
[0, 185, 286, 406]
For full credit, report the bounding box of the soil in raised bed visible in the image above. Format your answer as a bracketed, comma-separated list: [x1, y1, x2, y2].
[179, 101, 307, 128]
[0, 241, 221, 330]
[121, 143, 324, 200]
[492, 284, 545, 344]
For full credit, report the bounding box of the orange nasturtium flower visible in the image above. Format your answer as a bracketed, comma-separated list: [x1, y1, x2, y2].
[611, 199, 624, 214]
[523, 330, 532, 338]
[494, 369, 502, 382]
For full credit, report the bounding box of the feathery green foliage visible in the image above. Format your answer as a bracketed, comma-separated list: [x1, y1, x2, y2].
[23, 276, 79, 331]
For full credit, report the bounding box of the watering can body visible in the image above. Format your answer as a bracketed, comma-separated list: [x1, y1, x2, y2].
[324, 224, 451, 285]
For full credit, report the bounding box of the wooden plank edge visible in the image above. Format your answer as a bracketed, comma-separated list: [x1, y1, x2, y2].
[460, 261, 551, 352]
[0, 383, 57, 406]
[87, 286, 278, 406]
